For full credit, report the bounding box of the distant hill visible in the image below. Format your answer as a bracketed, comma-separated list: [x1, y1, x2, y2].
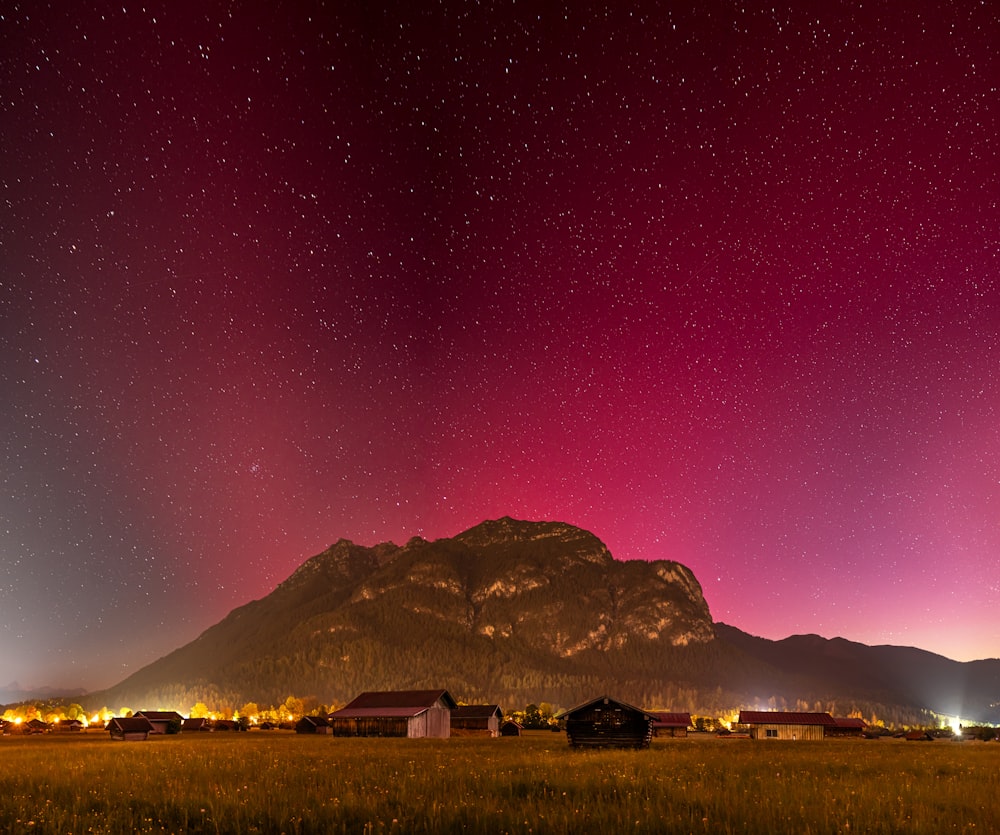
[90, 518, 1000, 724]
[1, 683, 88, 704]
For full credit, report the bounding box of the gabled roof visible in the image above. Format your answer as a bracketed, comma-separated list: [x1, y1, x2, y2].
[134, 710, 183, 721]
[331, 689, 457, 719]
[738, 711, 836, 726]
[342, 690, 457, 710]
[831, 717, 866, 728]
[452, 704, 503, 719]
[555, 695, 658, 721]
[297, 715, 332, 727]
[651, 712, 691, 727]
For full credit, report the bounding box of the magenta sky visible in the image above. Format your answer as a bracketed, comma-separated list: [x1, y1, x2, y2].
[3, 2, 999, 691]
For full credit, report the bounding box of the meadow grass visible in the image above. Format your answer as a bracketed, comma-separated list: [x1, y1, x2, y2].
[1, 731, 997, 833]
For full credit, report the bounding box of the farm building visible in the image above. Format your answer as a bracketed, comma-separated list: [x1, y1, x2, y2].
[24, 718, 51, 734]
[499, 720, 522, 737]
[556, 695, 657, 749]
[738, 711, 836, 740]
[295, 715, 333, 734]
[651, 712, 691, 738]
[53, 718, 85, 732]
[826, 717, 867, 738]
[328, 689, 457, 738]
[451, 704, 503, 736]
[108, 716, 154, 741]
[181, 717, 209, 732]
[133, 710, 183, 734]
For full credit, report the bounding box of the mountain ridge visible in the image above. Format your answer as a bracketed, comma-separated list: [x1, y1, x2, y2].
[69, 518, 1000, 724]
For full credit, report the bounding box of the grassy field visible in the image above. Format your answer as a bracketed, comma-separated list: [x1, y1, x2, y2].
[0, 730, 997, 833]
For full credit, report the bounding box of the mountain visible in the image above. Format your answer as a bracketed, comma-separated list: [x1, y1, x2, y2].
[92, 518, 1000, 724]
[713, 625, 1000, 724]
[1, 682, 88, 703]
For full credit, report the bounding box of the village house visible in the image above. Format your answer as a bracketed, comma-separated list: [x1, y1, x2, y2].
[499, 719, 522, 737]
[651, 711, 691, 738]
[328, 689, 456, 738]
[825, 717, 867, 738]
[133, 710, 183, 735]
[556, 695, 658, 749]
[450, 704, 503, 736]
[295, 715, 333, 734]
[108, 716, 154, 741]
[737, 710, 836, 740]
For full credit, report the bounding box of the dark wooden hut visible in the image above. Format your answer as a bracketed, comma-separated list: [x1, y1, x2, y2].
[24, 718, 51, 734]
[499, 720, 522, 737]
[295, 715, 333, 734]
[556, 695, 657, 749]
[108, 716, 154, 741]
[133, 710, 183, 735]
[329, 689, 456, 738]
[826, 717, 867, 738]
[451, 704, 503, 736]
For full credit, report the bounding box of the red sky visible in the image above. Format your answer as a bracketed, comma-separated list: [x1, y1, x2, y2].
[2, 1, 999, 690]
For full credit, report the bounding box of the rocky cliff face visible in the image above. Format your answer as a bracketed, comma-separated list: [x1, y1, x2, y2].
[105, 517, 716, 707]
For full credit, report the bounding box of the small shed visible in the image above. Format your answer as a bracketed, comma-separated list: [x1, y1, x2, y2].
[108, 716, 154, 741]
[181, 717, 210, 732]
[24, 718, 51, 734]
[133, 710, 183, 735]
[651, 712, 691, 738]
[738, 710, 836, 740]
[329, 689, 456, 738]
[556, 695, 657, 749]
[53, 718, 85, 733]
[499, 720, 522, 737]
[826, 717, 867, 738]
[295, 715, 333, 735]
[451, 704, 503, 736]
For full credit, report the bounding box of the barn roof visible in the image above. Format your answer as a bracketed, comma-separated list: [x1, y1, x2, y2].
[651, 712, 691, 727]
[738, 711, 836, 726]
[134, 710, 183, 721]
[452, 704, 503, 719]
[555, 695, 658, 721]
[330, 689, 457, 719]
[297, 715, 332, 727]
[831, 717, 866, 729]
[340, 689, 457, 710]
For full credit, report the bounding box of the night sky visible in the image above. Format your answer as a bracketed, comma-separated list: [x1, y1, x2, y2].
[3, 2, 999, 692]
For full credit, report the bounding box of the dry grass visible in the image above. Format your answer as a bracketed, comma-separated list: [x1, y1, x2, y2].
[1, 730, 997, 833]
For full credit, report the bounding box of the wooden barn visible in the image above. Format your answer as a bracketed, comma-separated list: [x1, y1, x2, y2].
[24, 718, 51, 734]
[451, 704, 503, 736]
[108, 716, 154, 741]
[328, 689, 456, 738]
[826, 717, 867, 738]
[499, 720, 522, 737]
[651, 712, 691, 738]
[181, 717, 210, 732]
[133, 710, 183, 735]
[295, 715, 333, 735]
[556, 695, 657, 749]
[738, 710, 836, 740]
[53, 718, 85, 733]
